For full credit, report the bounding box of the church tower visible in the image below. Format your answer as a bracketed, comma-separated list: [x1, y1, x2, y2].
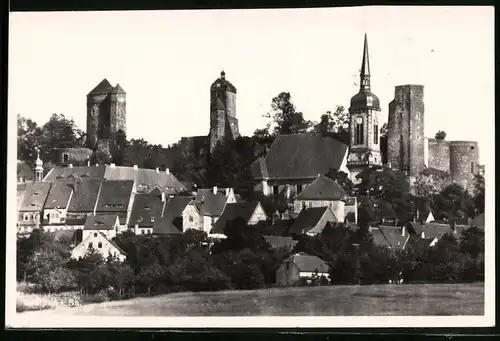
[209, 70, 239, 153]
[347, 34, 382, 181]
[34, 148, 44, 181]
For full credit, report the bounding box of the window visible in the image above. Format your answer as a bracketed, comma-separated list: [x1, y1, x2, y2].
[273, 185, 279, 195]
[308, 202, 312, 208]
[147, 229, 152, 234]
[94, 232, 97, 237]
[98, 242, 102, 248]
[189, 216, 194, 222]
[355, 123, 364, 145]
[88, 242, 93, 248]
[141, 230, 145, 235]
[374, 124, 379, 144]
[23, 214, 28, 221]
[63, 153, 69, 162]
[297, 184, 303, 194]
[150, 216, 155, 222]
[471, 162, 475, 173]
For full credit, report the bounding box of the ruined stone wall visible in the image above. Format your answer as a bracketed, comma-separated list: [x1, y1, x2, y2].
[450, 141, 479, 192]
[209, 108, 226, 153]
[110, 93, 127, 135]
[59, 148, 93, 166]
[386, 85, 425, 177]
[427, 138, 451, 173]
[87, 93, 108, 149]
[225, 90, 237, 119]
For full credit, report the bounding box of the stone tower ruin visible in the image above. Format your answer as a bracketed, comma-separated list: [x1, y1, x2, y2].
[86, 79, 127, 150]
[387, 85, 425, 186]
[209, 70, 239, 153]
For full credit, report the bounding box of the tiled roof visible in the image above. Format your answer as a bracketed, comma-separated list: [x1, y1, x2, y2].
[211, 202, 261, 234]
[153, 215, 183, 235]
[19, 182, 52, 212]
[284, 252, 330, 273]
[17, 183, 27, 208]
[104, 166, 186, 193]
[67, 179, 102, 212]
[370, 228, 392, 248]
[295, 175, 348, 201]
[252, 134, 348, 180]
[378, 225, 409, 249]
[210, 73, 237, 93]
[405, 222, 423, 235]
[88, 78, 114, 96]
[195, 191, 228, 217]
[289, 207, 335, 235]
[420, 223, 455, 240]
[44, 165, 106, 182]
[44, 182, 73, 209]
[263, 235, 298, 250]
[111, 83, 126, 94]
[95, 180, 134, 213]
[162, 196, 193, 219]
[128, 193, 164, 227]
[261, 219, 294, 236]
[83, 215, 119, 231]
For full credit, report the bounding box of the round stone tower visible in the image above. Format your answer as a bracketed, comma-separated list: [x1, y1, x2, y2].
[449, 141, 479, 192]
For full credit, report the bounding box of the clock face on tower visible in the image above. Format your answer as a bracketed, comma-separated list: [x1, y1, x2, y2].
[356, 117, 363, 124]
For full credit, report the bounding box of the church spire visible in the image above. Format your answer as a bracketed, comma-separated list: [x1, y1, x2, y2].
[360, 33, 371, 91]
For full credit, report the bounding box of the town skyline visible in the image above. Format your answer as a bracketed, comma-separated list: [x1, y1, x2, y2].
[9, 7, 494, 162]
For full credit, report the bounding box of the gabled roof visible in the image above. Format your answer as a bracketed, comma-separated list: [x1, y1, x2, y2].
[88, 78, 114, 96]
[162, 196, 193, 219]
[44, 182, 73, 209]
[210, 71, 237, 92]
[103, 166, 186, 193]
[252, 134, 348, 180]
[153, 215, 183, 235]
[19, 182, 52, 212]
[111, 83, 126, 94]
[99, 231, 127, 255]
[289, 206, 336, 235]
[83, 215, 119, 231]
[67, 179, 102, 212]
[44, 165, 106, 182]
[284, 252, 330, 273]
[420, 223, 455, 240]
[370, 228, 392, 248]
[378, 225, 409, 249]
[295, 175, 347, 201]
[195, 191, 228, 217]
[95, 180, 134, 213]
[263, 235, 298, 250]
[211, 202, 262, 234]
[128, 193, 164, 227]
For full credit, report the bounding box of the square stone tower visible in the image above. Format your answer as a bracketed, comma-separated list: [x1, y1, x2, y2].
[387, 85, 425, 184]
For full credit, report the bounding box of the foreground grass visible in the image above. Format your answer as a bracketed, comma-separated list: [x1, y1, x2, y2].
[17, 282, 484, 316]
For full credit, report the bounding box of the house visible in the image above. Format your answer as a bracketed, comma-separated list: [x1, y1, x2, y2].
[94, 180, 135, 230]
[376, 225, 411, 250]
[293, 174, 349, 222]
[263, 235, 298, 250]
[210, 201, 268, 237]
[288, 206, 338, 236]
[196, 187, 236, 233]
[42, 181, 74, 230]
[17, 182, 52, 233]
[153, 196, 193, 236]
[71, 215, 125, 262]
[276, 252, 330, 287]
[251, 134, 349, 198]
[128, 191, 164, 235]
[403, 221, 469, 247]
[181, 200, 204, 232]
[65, 179, 103, 227]
[44, 164, 106, 182]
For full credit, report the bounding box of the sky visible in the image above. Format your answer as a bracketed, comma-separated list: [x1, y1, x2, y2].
[9, 6, 494, 162]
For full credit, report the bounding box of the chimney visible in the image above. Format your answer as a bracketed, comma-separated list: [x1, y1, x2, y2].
[110, 163, 116, 168]
[161, 192, 166, 202]
[156, 167, 160, 174]
[68, 164, 73, 168]
[133, 165, 138, 170]
[225, 188, 229, 196]
[213, 186, 218, 194]
[166, 168, 170, 174]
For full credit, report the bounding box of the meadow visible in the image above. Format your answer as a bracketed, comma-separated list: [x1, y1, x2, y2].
[17, 282, 484, 317]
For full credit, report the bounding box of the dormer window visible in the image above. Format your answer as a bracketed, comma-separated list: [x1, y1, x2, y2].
[150, 216, 155, 222]
[137, 216, 143, 222]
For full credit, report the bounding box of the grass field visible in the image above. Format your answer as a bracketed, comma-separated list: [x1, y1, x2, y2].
[17, 282, 484, 317]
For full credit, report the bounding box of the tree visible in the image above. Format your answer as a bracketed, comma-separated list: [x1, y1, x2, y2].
[264, 92, 312, 136]
[435, 131, 447, 140]
[432, 183, 474, 224]
[324, 168, 355, 197]
[17, 115, 42, 166]
[313, 106, 350, 144]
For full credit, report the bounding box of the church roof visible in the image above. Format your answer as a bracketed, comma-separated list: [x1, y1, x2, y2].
[111, 83, 126, 94]
[88, 78, 114, 96]
[350, 90, 380, 111]
[251, 134, 348, 180]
